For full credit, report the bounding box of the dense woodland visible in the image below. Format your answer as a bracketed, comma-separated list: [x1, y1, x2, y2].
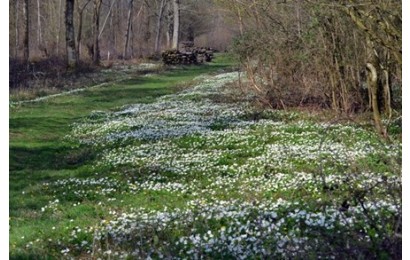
[222, 0, 401, 138]
[9, 0, 232, 62]
[9, 0, 402, 137]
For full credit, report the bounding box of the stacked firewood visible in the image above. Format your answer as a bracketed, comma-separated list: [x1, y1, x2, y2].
[161, 47, 214, 65]
[189, 47, 214, 63]
[161, 50, 197, 65]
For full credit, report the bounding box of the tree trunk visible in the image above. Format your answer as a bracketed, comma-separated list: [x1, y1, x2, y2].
[366, 62, 385, 137]
[130, 21, 134, 59]
[363, 27, 387, 137]
[23, 0, 29, 63]
[171, 0, 179, 50]
[166, 30, 171, 49]
[154, 0, 166, 53]
[114, 0, 120, 53]
[235, 5, 243, 36]
[381, 51, 392, 119]
[93, 0, 102, 65]
[365, 35, 386, 138]
[57, 0, 62, 56]
[15, 0, 19, 59]
[37, 0, 42, 47]
[77, 0, 91, 59]
[383, 68, 392, 119]
[99, 0, 117, 39]
[123, 0, 134, 59]
[109, 1, 114, 51]
[65, 0, 77, 68]
[165, 6, 173, 49]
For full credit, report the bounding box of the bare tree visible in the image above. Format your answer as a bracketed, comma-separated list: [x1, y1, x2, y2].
[165, 5, 173, 49]
[23, 0, 29, 63]
[342, 1, 401, 137]
[14, 0, 19, 59]
[76, 0, 92, 59]
[65, 0, 77, 68]
[57, 0, 63, 55]
[154, 0, 167, 53]
[98, 0, 117, 39]
[37, 0, 42, 47]
[92, 0, 102, 64]
[172, 0, 179, 49]
[123, 0, 134, 59]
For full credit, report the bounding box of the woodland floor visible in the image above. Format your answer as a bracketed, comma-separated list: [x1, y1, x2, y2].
[9, 55, 401, 259]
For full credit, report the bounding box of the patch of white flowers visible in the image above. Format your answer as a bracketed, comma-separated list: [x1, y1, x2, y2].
[94, 198, 400, 259]
[68, 72, 244, 144]
[54, 71, 401, 257]
[43, 176, 123, 201]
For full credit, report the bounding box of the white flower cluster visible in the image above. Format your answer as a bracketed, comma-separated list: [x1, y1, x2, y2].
[68, 72, 244, 144]
[58, 71, 401, 258]
[94, 119, 400, 199]
[40, 199, 60, 213]
[44, 176, 123, 201]
[95, 198, 400, 259]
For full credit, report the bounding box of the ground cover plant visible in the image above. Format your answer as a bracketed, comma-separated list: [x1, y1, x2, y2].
[10, 55, 401, 259]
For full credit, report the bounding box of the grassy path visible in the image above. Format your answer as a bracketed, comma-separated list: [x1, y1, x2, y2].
[9, 56, 235, 258]
[9, 54, 401, 259]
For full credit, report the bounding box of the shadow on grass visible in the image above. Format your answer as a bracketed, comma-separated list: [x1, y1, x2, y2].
[10, 252, 56, 260]
[85, 86, 175, 104]
[9, 145, 95, 172]
[9, 116, 72, 134]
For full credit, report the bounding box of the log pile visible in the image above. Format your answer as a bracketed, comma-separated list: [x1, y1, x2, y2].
[161, 50, 197, 65]
[161, 47, 214, 65]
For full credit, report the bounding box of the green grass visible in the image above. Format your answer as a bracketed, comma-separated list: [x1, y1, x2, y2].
[9, 55, 236, 258]
[9, 53, 401, 258]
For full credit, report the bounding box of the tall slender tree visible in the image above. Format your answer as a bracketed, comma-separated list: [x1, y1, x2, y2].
[172, 0, 180, 50]
[23, 0, 29, 63]
[65, 0, 78, 68]
[57, 0, 63, 55]
[123, 0, 134, 59]
[154, 0, 167, 53]
[14, 0, 19, 59]
[76, 0, 92, 59]
[37, 0, 42, 47]
[93, 0, 102, 64]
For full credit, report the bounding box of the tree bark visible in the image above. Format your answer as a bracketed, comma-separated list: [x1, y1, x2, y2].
[23, 0, 29, 63]
[380, 51, 392, 119]
[114, 0, 120, 52]
[99, 0, 117, 39]
[235, 4, 243, 36]
[344, 5, 401, 65]
[154, 0, 166, 53]
[65, 0, 77, 68]
[171, 0, 180, 50]
[15, 0, 19, 59]
[166, 30, 171, 49]
[366, 35, 386, 138]
[77, 0, 91, 59]
[383, 68, 392, 119]
[93, 0, 102, 65]
[123, 0, 134, 59]
[366, 62, 385, 137]
[109, 1, 114, 52]
[37, 0, 42, 48]
[57, 0, 62, 56]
